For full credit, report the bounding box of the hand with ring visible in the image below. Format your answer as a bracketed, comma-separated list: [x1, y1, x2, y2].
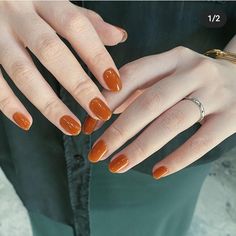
[85, 45, 236, 179]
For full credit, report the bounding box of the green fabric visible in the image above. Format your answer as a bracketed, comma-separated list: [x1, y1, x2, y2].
[0, 65, 74, 225]
[29, 212, 74, 236]
[89, 159, 212, 236]
[0, 1, 236, 236]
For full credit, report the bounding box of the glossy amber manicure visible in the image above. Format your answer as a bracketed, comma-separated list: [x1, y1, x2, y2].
[89, 98, 112, 121]
[153, 166, 168, 180]
[82, 116, 98, 135]
[109, 154, 129, 173]
[88, 140, 107, 163]
[103, 68, 122, 92]
[59, 115, 81, 135]
[13, 112, 31, 131]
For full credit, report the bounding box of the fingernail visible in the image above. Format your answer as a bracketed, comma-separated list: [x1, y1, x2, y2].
[103, 68, 122, 92]
[109, 154, 129, 173]
[89, 98, 112, 121]
[59, 115, 81, 135]
[153, 166, 168, 180]
[115, 26, 128, 43]
[13, 112, 31, 131]
[82, 116, 98, 135]
[88, 140, 107, 163]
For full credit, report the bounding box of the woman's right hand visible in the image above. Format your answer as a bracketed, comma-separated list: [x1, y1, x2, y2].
[0, 1, 126, 134]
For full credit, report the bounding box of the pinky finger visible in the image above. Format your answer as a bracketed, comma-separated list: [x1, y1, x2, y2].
[152, 114, 235, 180]
[0, 68, 32, 131]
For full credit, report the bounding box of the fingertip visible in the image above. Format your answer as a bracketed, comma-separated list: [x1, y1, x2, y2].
[12, 112, 32, 131]
[114, 26, 128, 43]
[88, 139, 107, 163]
[59, 115, 81, 136]
[98, 21, 128, 46]
[152, 166, 169, 180]
[82, 116, 98, 135]
[103, 68, 122, 92]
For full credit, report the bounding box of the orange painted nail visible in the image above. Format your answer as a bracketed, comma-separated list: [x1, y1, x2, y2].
[89, 98, 112, 121]
[153, 166, 168, 180]
[109, 154, 129, 173]
[88, 140, 107, 163]
[103, 68, 122, 92]
[59, 115, 81, 135]
[13, 112, 31, 131]
[82, 116, 98, 135]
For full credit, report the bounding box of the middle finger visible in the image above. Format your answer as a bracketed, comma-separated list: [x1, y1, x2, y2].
[88, 72, 203, 162]
[12, 12, 111, 121]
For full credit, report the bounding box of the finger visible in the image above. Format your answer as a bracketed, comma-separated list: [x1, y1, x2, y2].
[101, 47, 184, 112]
[88, 71, 204, 162]
[0, 34, 81, 135]
[79, 7, 127, 45]
[11, 12, 111, 121]
[152, 113, 234, 179]
[81, 48, 183, 134]
[82, 116, 98, 135]
[106, 99, 201, 173]
[34, 1, 122, 91]
[81, 89, 145, 135]
[0, 68, 32, 131]
[113, 89, 146, 114]
[82, 48, 185, 134]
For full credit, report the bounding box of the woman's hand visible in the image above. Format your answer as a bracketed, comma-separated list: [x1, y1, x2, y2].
[0, 1, 126, 134]
[87, 46, 236, 179]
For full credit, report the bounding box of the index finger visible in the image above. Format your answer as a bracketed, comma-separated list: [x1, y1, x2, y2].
[34, 1, 122, 92]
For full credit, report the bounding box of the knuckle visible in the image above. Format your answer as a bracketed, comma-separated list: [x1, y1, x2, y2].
[64, 11, 89, 33]
[188, 136, 213, 153]
[173, 46, 192, 55]
[0, 46, 11, 61]
[109, 124, 127, 141]
[71, 79, 96, 99]
[133, 139, 147, 157]
[198, 58, 219, 78]
[141, 91, 162, 115]
[42, 98, 60, 117]
[87, 50, 107, 68]
[89, 10, 102, 20]
[119, 63, 136, 79]
[11, 61, 34, 86]
[0, 95, 12, 112]
[161, 109, 185, 132]
[84, 8, 102, 20]
[35, 33, 62, 60]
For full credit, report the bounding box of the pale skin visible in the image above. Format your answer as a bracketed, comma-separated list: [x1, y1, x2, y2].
[0, 1, 127, 134]
[1, 1, 235, 179]
[90, 36, 236, 179]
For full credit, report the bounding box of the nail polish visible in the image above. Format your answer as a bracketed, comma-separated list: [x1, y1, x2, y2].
[109, 154, 129, 173]
[103, 68, 122, 92]
[153, 166, 168, 180]
[13, 112, 31, 131]
[88, 140, 107, 163]
[82, 116, 98, 135]
[89, 98, 112, 121]
[59, 115, 81, 135]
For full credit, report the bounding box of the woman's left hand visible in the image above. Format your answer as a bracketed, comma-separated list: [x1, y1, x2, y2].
[86, 46, 236, 179]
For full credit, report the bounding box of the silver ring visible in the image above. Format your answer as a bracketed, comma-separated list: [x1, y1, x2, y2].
[183, 97, 205, 123]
